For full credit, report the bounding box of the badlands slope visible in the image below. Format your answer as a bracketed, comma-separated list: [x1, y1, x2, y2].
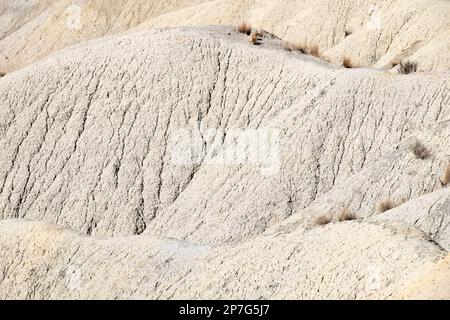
[1, 0, 450, 73]
[141, 0, 450, 72]
[0, 0, 210, 72]
[0, 1, 449, 299]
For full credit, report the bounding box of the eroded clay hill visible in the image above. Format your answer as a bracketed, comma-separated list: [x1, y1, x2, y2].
[0, 219, 447, 299]
[0, 0, 209, 72]
[1, 0, 450, 73]
[0, 26, 449, 298]
[1, 26, 450, 243]
[142, 0, 450, 72]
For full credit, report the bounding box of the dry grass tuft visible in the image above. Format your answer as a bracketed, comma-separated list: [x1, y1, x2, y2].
[377, 197, 409, 213]
[255, 30, 280, 40]
[249, 33, 259, 45]
[283, 42, 322, 57]
[283, 42, 306, 53]
[338, 209, 357, 222]
[237, 22, 252, 35]
[399, 61, 418, 74]
[315, 215, 332, 226]
[410, 141, 430, 160]
[440, 163, 450, 187]
[308, 45, 321, 57]
[377, 199, 395, 213]
[342, 56, 355, 68]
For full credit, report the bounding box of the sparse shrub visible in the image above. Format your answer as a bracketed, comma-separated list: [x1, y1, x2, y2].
[338, 209, 357, 222]
[308, 45, 321, 57]
[255, 30, 280, 40]
[377, 197, 408, 213]
[249, 33, 259, 45]
[344, 30, 352, 37]
[253, 30, 264, 38]
[283, 42, 321, 57]
[440, 164, 450, 186]
[237, 22, 252, 35]
[410, 141, 430, 160]
[0, 71, 5, 78]
[283, 42, 306, 53]
[342, 56, 355, 68]
[377, 199, 395, 213]
[398, 61, 418, 74]
[315, 215, 332, 226]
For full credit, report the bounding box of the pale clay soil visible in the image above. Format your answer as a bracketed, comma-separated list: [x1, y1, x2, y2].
[0, 0, 449, 299]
